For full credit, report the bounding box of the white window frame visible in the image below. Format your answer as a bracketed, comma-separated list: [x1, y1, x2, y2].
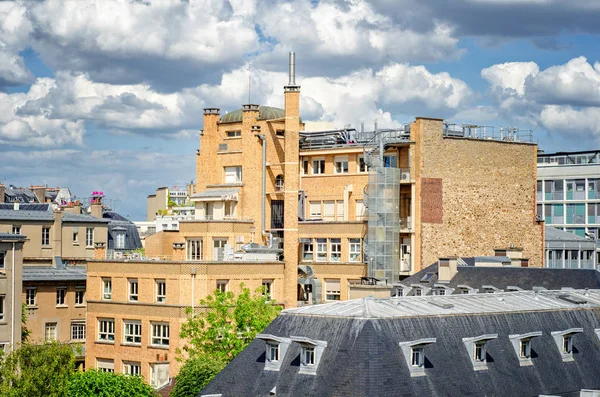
[102, 278, 112, 300]
[399, 338, 437, 377]
[98, 318, 115, 342]
[224, 166, 242, 183]
[336, 200, 344, 220]
[45, 322, 57, 342]
[12, 225, 21, 235]
[124, 320, 142, 345]
[156, 279, 166, 303]
[26, 287, 37, 307]
[323, 200, 335, 221]
[123, 361, 141, 376]
[334, 156, 349, 174]
[262, 280, 273, 300]
[312, 158, 325, 175]
[151, 322, 170, 347]
[86, 228, 94, 247]
[114, 231, 126, 249]
[97, 358, 114, 373]
[309, 201, 321, 218]
[73, 228, 79, 244]
[187, 239, 203, 261]
[216, 280, 228, 293]
[267, 342, 279, 362]
[325, 279, 341, 301]
[329, 238, 341, 262]
[302, 242, 313, 261]
[0, 295, 5, 322]
[128, 279, 138, 302]
[349, 238, 361, 262]
[355, 200, 366, 221]
[316, 238, 327, 262]
[302, 346, 315, 366]
[42, 226, 50, 246]
[226, 130, 241, 138]
[357, 155, 368, 173]
[411, 347, 424, 367]
[275, 175, 284, 191]
[71, 321, 86, 341]
[75, 288, 85, 306]
[56, 287, 67, 307]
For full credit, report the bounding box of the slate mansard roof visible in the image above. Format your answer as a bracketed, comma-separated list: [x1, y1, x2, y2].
[201, 290, 600, 397]
[23, 266, 86, 282]
[103, 211, 142, 251]
[401, 263, 600, 293]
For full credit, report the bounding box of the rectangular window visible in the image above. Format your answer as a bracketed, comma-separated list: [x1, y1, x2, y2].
[128, 279, 138, 302]
[102, 278, 112, 300]
[56, 288, 66, 306]
[316, 238, 327, 262]
[73, 227, 79, 244]
[309, 201, 321, 218]
[97, 359, 114, 373]
[411, 347, 423, 367]
[75, 288, 85, 306]
[26, 287, 37, 307]
[357, 155, 368, 172]
[71, 322, 86, 341]
[226, 130, 241, 138]
[124, 321, 142, 344]
[115, 232, 125, 249]
[123, 362, 141, 376]
[325, 278, 341, 301]
[355, 200, 366, 221]
[330, 238, 341, 262]
[276, 129, 285, 137]
[302, 159, 309, 175]
[216, 280, 228, 293]
[336, 201, 344, 220]
[98, 319, 115, 342]
[323, 201, 335, 221]
[267, 343, 279, 362]
[187, 239, 203, 260]
[224, 166, 242, 183]
[42, 227, 50, 246]
[349, 239, 361, 262]
[383, 154, 397, 168]
[151, 323, 170, 346]
[312, 159, 325, 175]
[262, 280, 273, 300]
[334, 156, 349, 173]
[86, 228, 94, 247]
[302, 242, 313, 261]
[156, 280, 166, 303]
[563, 335, 573, 354]
[0, 296, 4, 322]
[302, 346, 315, 365]
[474, 342, 485, 361]
[45, 322, 57, 342]
[0, 252, 4, 271]
[519, 339, 531, 358]
[12, 225, 21, 235]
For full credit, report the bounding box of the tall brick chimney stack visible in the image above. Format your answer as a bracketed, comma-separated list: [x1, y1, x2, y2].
[0, 183, 4, 203]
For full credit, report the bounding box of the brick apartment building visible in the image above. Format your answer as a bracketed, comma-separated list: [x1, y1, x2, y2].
[88, 53, 544, 385]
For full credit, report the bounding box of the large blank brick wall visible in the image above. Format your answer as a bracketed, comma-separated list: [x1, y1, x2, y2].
[416, 118, 543, 270]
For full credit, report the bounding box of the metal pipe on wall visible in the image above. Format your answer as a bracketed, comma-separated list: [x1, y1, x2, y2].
[256, 134, 272, 246]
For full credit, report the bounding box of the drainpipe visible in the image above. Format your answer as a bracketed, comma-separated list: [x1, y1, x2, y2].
[256, 134, 273, 247]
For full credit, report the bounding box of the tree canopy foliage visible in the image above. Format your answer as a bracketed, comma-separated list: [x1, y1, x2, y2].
[179, 284, 282, 362]
[170, 357, 225, 397]
[66, 370, 156, 397]
[0, 342, 75, 397]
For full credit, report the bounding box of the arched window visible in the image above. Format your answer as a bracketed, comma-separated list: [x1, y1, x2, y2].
[275, 175, 284, 191]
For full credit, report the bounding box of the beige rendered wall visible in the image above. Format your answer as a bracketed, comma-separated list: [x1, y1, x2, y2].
[412, 118, 544, 270]
[23, 281, 86, 344]
[0, 240, 24, 352]
[61, 224, 108, 259]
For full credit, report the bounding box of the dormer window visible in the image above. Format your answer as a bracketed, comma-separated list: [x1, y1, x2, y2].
[509, 331, 542, 366]
[399, 338, 436, 377]
[257, 334, 291, 371]
[290, 336, 328, 375]
[302, 346, 315, 366]
[462, 334, 497, 370]
[551, 328, 582, 362]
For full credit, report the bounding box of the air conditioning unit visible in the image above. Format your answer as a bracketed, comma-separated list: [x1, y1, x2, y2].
[401, 172, 410, 181]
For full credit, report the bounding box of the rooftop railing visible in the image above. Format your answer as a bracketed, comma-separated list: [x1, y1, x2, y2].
[443, 123, 535, 144]
[299, 126, 411, 151]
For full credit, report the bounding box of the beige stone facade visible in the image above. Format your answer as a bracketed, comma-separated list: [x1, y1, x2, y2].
[85, 259, 285, 386]
[0, 235, 25, 354]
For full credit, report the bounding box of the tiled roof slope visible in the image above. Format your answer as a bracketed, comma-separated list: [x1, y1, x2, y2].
[200, 290, 600, 397]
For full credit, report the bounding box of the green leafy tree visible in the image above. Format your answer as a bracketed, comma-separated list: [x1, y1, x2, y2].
[179, 284, 281, 363]
[170, 357, 226, 397]
[21, 304, 31, 342]
[66, 370, 156, 397]
[0, 342, 75, 397]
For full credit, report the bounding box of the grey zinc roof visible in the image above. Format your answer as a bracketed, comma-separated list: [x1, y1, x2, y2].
[0, 209, 107, 223]
[546, 226, 591, 242]
[283, 289, 600, 319]
[190, 188, 239, 200]
[201, 290, 600, 397]
[219, 105, 285, 123]
[401, 263, 600, 292]
[0, 233, 27, 242]
[23, 266, 86, 282]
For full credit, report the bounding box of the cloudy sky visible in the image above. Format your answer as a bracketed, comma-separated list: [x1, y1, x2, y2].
[2, 0, 600, 219]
